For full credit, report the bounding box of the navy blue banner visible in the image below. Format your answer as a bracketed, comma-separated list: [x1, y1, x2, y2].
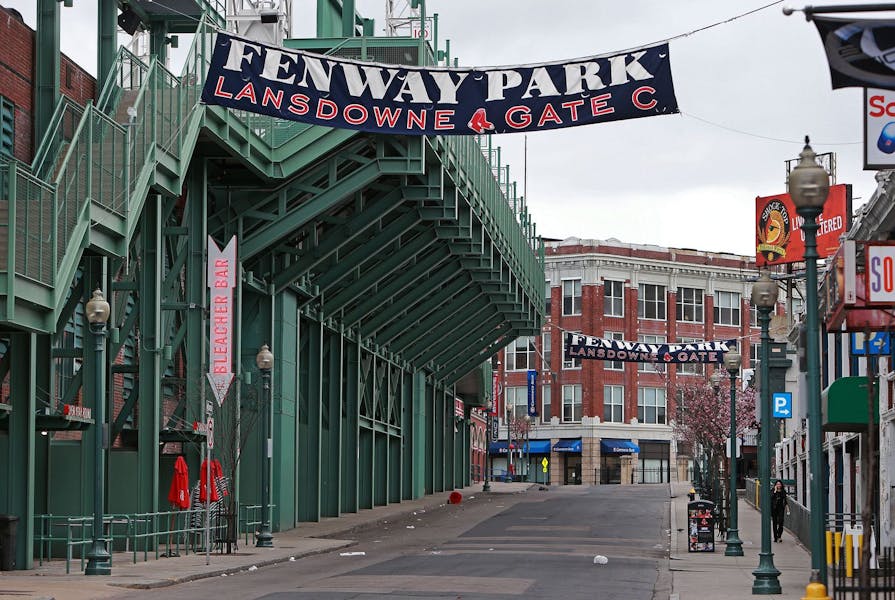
[527, 370, 538, 417]
[201, 32, 678, 135]
[565, 333, 733, 364]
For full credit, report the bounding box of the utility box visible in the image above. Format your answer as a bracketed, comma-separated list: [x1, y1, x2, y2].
[687, 500, 715, 552]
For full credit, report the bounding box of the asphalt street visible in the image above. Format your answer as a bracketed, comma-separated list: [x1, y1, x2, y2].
[102, 484, 671, 600]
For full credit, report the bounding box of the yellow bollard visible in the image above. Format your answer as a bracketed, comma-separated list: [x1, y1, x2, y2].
[834, 531, 842, 566]
[802, 581, 832, 600]
[826, 530, 833, 566]
[845, 534, 853, 578]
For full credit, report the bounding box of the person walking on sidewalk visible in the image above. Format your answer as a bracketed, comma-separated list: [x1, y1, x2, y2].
[771, 480, 789, 542]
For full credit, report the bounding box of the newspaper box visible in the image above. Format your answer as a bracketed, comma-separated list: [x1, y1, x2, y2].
[687, 499, 715, 552]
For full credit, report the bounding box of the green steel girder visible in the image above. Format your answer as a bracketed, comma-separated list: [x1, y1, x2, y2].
[272, 187, 407, 292]
[430, 316, 516, 378]
[408, 303, 501, 365]
[438, 326, 515, 384]
[240, 158, 384, 261]
[385, 285, 487, 354]
[339, 244, 454, 327]
[325, 233, 440, 318]
[313, 210, 423, 293]
[370, 271, 471, 343]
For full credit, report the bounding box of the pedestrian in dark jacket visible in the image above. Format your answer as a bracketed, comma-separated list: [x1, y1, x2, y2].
[771, 480, 788, 542]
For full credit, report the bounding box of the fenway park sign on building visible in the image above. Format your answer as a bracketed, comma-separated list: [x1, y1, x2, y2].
[202, 33, 678, 135]
[565, 333, 733, 364]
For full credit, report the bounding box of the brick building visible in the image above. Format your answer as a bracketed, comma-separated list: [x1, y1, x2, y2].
[491, 237, 762, 486]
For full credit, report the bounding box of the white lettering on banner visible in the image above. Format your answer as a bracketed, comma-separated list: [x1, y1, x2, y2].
[219, 43, 656, 106]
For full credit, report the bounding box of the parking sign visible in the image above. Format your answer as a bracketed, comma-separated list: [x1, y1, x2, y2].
[772, 392, 792, 419]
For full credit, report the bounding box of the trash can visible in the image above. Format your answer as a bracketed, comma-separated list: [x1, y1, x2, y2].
[686, 500, 715, 553]
[0, 514, 19, 570]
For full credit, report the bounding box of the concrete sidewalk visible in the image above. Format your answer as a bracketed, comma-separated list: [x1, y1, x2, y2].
[0, 481, 533, 600]
[669, 481, 816, 599]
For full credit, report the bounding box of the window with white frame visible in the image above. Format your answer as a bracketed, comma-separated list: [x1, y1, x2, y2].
[714, 291, 741, 326]
[562, 384, 582, 423]
[676, 287, 704, 323]
[506, 336, 536, 371]
[638, 283, 666, 320]
[638, 334, 666, 373]
[750, 303, 758, 327]
[604, 280, 624, 317]
[563, 332, 581, 369]
[638, 387, 666, 424]
[562, 279, 582, 315]
[545, 280, 552, 316]
[541, 330, 551, 371]
[605, 331, 624, 370]
[505, 386, 528, 423]
[541, 385, 552, 423]
[604, 385, 624, 423]
[677, 337, 704, 375]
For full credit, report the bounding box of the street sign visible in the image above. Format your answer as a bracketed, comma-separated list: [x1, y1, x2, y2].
[772, 392, 793, 419]
[850, 332, 891, 355]
[206, 417, 214, 449]
[489, 417, 499, 442]
[541, 457, 548, 473]
[725, 437, 742, 458]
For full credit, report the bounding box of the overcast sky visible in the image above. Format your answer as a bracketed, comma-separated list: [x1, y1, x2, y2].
[9, 0, 885, 256]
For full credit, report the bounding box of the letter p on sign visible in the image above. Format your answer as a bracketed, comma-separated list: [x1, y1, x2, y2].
[772, 392, 792, 419]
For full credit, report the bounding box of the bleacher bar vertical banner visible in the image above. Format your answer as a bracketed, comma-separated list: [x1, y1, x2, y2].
[207, 236, 237, 405]
[202, 32, 678, 135]
[527, 370, 538, 417]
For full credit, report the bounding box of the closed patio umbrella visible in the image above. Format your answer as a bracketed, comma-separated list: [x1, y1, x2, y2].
[167, 456, 190, 510]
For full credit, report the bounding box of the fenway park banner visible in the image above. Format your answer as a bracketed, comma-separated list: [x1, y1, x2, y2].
[565, 333, 733, 364]
[201, 32, 678, 135]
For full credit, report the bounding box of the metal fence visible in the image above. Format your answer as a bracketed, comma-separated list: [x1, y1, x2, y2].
[831, 547, 895, 599]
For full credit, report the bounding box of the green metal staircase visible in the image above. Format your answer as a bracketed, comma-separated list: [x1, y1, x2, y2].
[0, 14, 543, 382]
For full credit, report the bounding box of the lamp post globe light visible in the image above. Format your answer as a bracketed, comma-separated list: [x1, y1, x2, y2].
[256, 344, 274, 548]
[85, 289, 112, 575]
[723, 346, 744, 557]
[788, 137, 830, 587]
[751, 270, 782, 594]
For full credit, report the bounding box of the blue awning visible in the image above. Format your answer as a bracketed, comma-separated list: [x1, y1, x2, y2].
[526, 440, 552, 454]
[553, 438, 582, 453]
[488, 442, 510, 454]
[601, 439, 640, 454]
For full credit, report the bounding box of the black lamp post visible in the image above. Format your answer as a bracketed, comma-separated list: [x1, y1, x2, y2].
[255, 344, 274, 548]
[723, 346, 744, 557]
[85, 289, 111, 575]
[751, 270, 782, 594]
[788, 137, 830, 588]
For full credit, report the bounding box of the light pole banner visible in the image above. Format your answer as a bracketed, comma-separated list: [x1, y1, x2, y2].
[565, 332, 732, 363]
[526, 370, 538, 417]
[202, 32, 678, 135]
[207, 235, 237, 406]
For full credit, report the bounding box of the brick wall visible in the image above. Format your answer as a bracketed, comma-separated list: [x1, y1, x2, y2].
[0, 5, 96, 163]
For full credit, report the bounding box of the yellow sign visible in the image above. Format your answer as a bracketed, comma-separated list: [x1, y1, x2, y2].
[541, 457, 548, 472]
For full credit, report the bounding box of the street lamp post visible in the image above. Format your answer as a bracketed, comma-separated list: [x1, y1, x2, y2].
[751, 270, 782, 594]
[710, 369, 726, 501]
[85, 289, 111, 575]
[723, 347, 744, 557]
[788, 137, 830, 587]
[255, 344, 274, 548]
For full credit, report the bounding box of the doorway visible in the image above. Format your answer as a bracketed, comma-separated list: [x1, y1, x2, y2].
[564, 455, 582, 485]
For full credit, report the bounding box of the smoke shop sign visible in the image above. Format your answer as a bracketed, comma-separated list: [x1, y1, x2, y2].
[565, 333, 732, 364]
[202, 32, 678, 135]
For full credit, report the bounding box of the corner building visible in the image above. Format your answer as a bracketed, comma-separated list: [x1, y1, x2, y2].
[493, 238, 760, 486]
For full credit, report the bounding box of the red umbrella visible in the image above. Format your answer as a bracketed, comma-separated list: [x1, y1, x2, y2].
[212, 459, 228, 498]
[167, 456, 190, 510]
[199, 458, 220, 503]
